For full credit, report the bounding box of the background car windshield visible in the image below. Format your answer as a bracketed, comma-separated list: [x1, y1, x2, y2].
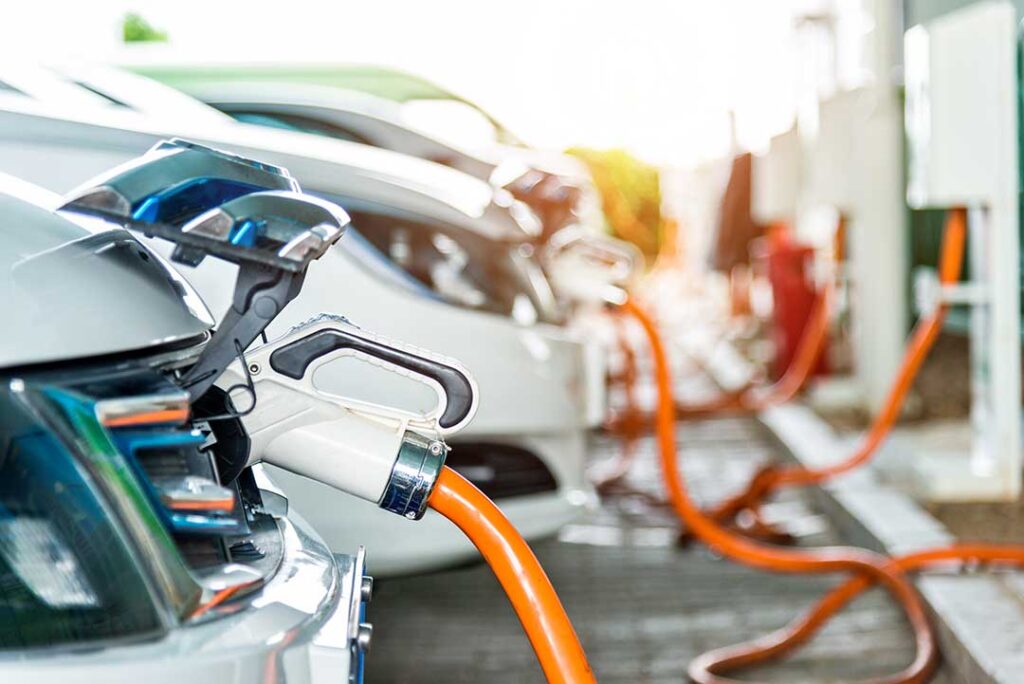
[348, 209, 540, 321]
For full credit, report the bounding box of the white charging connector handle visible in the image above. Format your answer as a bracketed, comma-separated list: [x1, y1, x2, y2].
[216, 315, 478, 519]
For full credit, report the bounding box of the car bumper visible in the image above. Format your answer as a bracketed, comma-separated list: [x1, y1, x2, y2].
[3, 511, 369, 684]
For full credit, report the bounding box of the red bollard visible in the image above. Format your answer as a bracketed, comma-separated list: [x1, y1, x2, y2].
[755, 234, 829, 380]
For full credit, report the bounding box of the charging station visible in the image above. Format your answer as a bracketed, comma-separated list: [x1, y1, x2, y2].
[904, 0, 1022, 500]
[810, 88, 908, 413]
[753, 86, 908, 415]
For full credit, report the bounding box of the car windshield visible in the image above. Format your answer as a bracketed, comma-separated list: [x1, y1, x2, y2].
[344, 208, 543, 323]
[0, 386, 163, 651]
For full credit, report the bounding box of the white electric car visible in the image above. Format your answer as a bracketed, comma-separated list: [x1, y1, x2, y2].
[45, 63, 623, 287]
[36, 63, 632, 423]
[0, 172, 371, 683]
[107, 61, 606, 241]
[189, 83, 602, 234]
[0, 96, 594, 575]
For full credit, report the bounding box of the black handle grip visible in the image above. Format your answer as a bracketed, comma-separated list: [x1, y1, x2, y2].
[268, 329, 475, 430]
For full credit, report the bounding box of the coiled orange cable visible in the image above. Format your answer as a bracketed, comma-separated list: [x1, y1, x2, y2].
[431, 451, 1024, 683]
[429, 466, 596, 684]
[423, 209, 1021, 684]
[620, 212, 1024, 681]
[604, 224, 838, 540]
[609, 212, 962, 541]
[703, 209, 967, 534]
[690, 544, 1024, 681]
[623, 295, 938, 683]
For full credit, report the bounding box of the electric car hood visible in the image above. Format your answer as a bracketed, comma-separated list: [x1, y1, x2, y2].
[0, 178, 212, 368]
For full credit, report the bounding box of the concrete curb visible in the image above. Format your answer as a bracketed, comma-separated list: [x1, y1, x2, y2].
[759, 404, 1024, 684]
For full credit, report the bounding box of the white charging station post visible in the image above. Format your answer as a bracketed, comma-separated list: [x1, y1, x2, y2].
[904, 1, 1022, 500]
[809, 88, 909, 414]
[753, 89, 909, 416]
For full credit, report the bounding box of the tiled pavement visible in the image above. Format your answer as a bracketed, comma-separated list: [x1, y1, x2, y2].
[366, 417, 952, 683]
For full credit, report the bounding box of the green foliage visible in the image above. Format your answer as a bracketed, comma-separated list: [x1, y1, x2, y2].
[122, 12, 168, 43]
[566, 147, 662, 259]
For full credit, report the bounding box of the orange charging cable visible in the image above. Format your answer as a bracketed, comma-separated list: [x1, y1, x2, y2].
[623, 295, 938, 683]
[690, 543, 1024, 681]
[431, 441, 1024, 682]
[608, 217, 843, 430]
[428, 466, 596, 684]
[603, 223, 837, 537]
[613, 194, 830, 418]
[609, 211, 962, 541]
[703, 209, 967, 535]
[423, 208, 1019, 684]
[676, 278, 833, 420]
[623, 229, 1024, 680]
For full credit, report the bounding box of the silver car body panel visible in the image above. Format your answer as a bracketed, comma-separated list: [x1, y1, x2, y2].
[0, 96, 500, 232]
[0, 182, 212, 368]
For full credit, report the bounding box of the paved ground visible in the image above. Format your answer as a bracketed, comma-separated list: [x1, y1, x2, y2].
[367, 416, 950, 683]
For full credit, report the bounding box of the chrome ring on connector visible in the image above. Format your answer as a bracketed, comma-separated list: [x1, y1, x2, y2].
[378, 432, 448, 520]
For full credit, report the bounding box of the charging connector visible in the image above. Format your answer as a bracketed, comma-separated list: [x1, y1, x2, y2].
[216, 314, 477, 517]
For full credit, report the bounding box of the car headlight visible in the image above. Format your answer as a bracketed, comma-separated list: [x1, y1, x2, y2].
[0, 378, 169, 649]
